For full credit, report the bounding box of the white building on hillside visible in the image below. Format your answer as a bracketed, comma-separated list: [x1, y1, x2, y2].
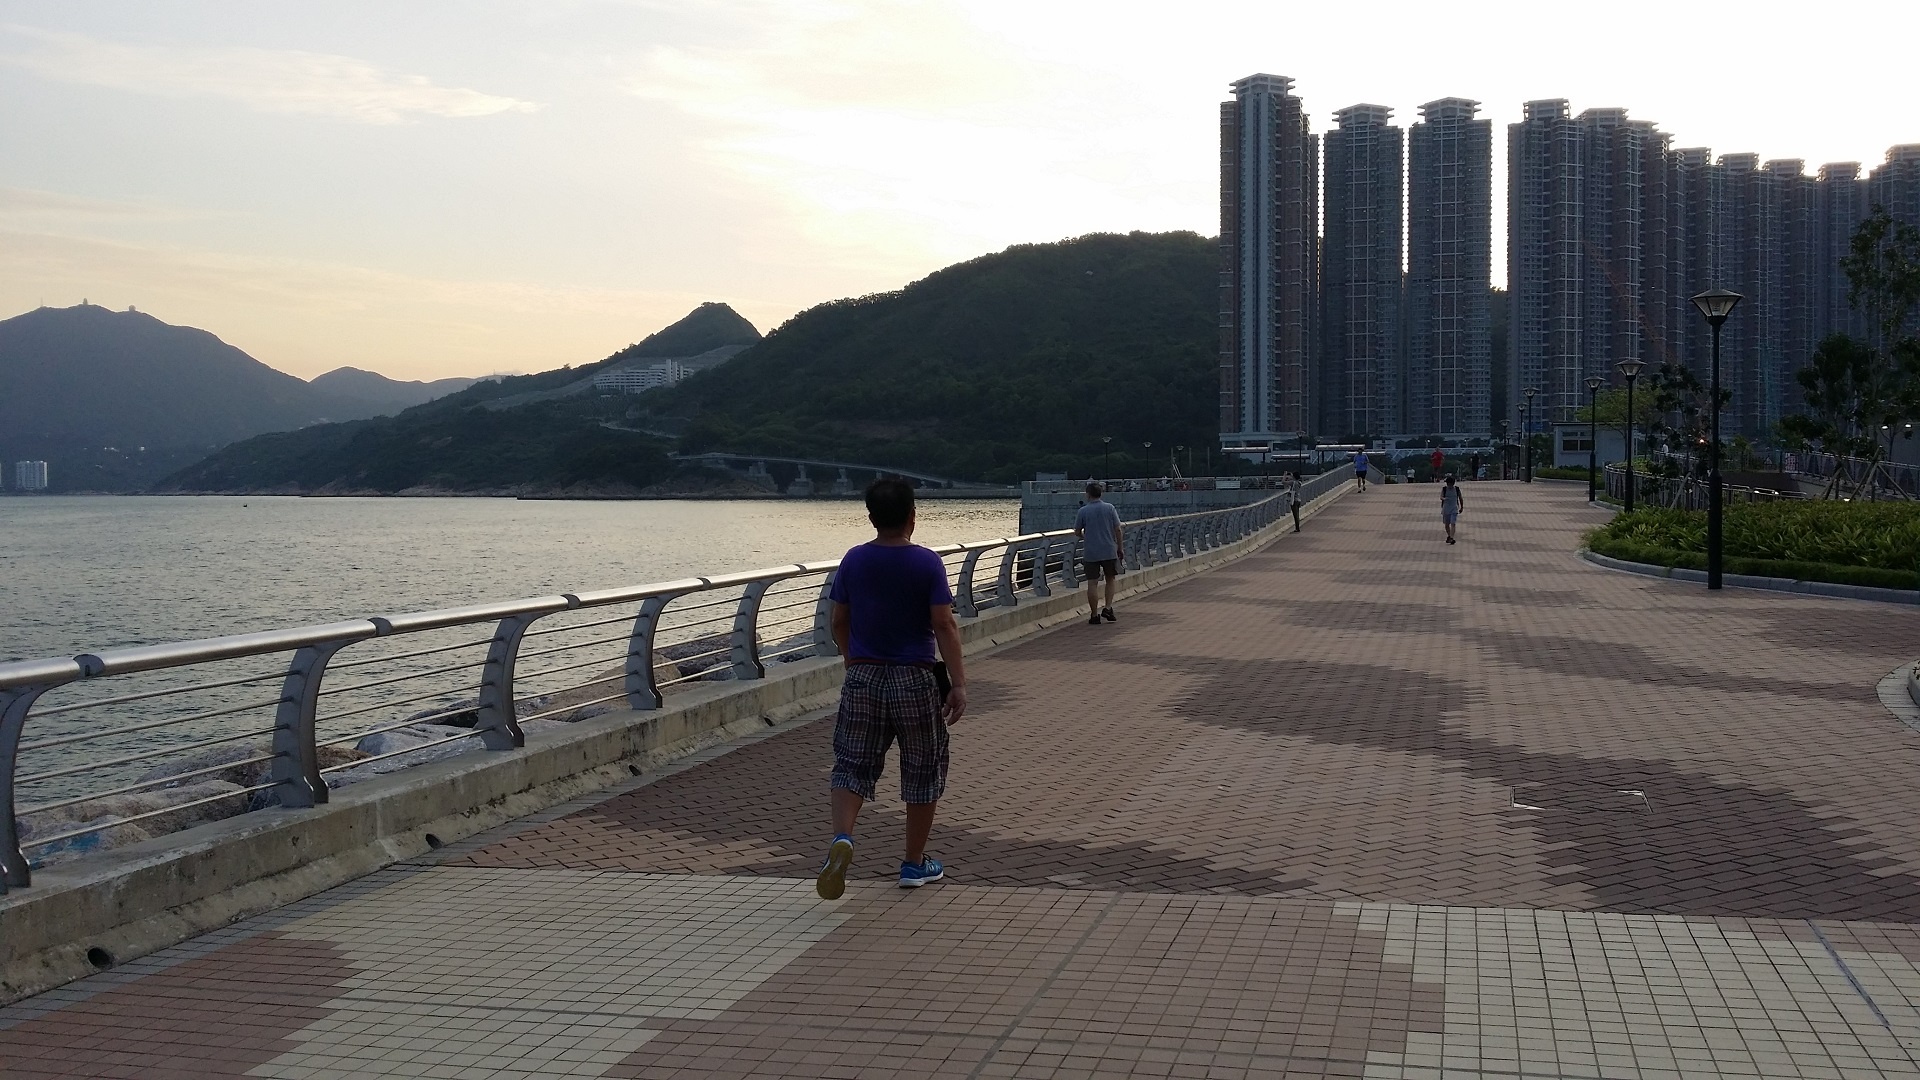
[593, 360, 687, 395]
[14, 460, 49, 491]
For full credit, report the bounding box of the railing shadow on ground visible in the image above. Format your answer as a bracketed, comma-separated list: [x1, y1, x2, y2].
[0, 488, 1320, 893]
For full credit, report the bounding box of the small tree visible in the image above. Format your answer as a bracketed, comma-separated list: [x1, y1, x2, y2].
[1785, 209, 1920, 498]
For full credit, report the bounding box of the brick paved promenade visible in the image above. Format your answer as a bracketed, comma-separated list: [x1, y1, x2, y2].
[8, 481, 1920, 1078]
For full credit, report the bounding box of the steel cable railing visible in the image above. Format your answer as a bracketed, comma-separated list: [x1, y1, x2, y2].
[0, 489, 1304, 890]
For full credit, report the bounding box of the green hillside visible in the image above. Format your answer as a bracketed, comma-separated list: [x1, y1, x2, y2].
[160, 234, 1222, 492]
[645, 231, 1218, 483]
[158, 303, 760, 494]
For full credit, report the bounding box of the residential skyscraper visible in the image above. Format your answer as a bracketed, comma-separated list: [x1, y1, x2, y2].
[1218, 74, 1319, 446]
[1814, 162, 1869, 344]
[1508, 100, 1589, 427]
[1869, 144, 1920, 229]
[1406, 98, 1493, 438]
[1321, 104, 1403, 439]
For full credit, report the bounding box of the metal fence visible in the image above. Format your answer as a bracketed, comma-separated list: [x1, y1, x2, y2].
[0, 493, 1294, 892]
[1795, 451, 1920, 500]
[1602, 464, 1806, 510]
[1024, 475, 1309, 496]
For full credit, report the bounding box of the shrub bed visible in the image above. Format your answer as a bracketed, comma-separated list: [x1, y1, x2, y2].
[1532, 466, 1594, 482]
[1587, 502, 1920, 591]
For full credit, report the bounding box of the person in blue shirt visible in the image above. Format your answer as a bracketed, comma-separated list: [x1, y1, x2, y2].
[1074, 482, 1125, 625]
[1353, 450, 1370, 492]
[816, 478, 967, 899]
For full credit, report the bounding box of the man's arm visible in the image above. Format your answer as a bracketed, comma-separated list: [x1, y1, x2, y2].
[831, 601, 851, 662]
[930, 603, 967, 723]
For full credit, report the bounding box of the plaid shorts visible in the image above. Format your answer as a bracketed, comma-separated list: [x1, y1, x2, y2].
[831, 663, 949, 804]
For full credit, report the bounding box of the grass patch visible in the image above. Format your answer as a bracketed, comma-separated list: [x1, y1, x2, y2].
[1586, 501, 1920, 592]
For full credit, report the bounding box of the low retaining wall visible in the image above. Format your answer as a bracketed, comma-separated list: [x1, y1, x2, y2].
[0, 485, 1347, 1004]
[1581, 550, 1920, 606]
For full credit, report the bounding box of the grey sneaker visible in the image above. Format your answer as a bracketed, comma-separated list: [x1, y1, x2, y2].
[816, 835, 853, 900]
[1100, 607, 1117, 622]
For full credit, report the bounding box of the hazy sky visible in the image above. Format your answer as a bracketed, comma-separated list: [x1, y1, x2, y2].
[2, 1, 1914, 381]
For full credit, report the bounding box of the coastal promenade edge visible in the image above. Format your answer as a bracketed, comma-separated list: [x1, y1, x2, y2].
[0, 482, 1349, 1006]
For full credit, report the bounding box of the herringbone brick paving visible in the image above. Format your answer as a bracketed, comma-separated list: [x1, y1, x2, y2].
[8, 481, 1920, 1078]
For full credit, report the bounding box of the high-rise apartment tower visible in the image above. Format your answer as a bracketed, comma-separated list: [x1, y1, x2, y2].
[1321, 104, 1404, 439]
[1406, 98, 1493, 438]
[1219, 75, 1319, 446]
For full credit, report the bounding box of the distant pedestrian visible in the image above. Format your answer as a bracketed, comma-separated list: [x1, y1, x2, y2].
[816, 478, 967, 900]
[1430, 448, 1445, 480]
[1441, 473, 1464, 544]
[1353, 450, 1370, 492]
[1075, 482, 1124, 625]
[1469, 453, 1482, 480]
[1285, 472, 1303, 532]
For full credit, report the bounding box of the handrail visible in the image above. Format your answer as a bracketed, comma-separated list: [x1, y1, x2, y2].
[0, 488, 1310, 891]
[1600, 463, 1807, 510]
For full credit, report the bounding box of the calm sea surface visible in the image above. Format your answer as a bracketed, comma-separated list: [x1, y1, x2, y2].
[0, 496, 1018, 664]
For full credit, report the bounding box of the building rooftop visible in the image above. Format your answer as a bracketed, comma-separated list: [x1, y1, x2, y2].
[1333, 103, 1394, 126]
[1230, 73, 1295, 96]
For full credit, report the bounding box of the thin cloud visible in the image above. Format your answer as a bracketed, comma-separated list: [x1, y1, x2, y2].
[0, 25, 539, 124]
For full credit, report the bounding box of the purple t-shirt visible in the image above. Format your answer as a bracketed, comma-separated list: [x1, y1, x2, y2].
[829, 542, 955, 664]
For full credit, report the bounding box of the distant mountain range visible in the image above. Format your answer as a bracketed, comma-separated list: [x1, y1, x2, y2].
[0, 303, 482, 491]
[308, 367, 480, 414]
[159, 235, 1219, 493]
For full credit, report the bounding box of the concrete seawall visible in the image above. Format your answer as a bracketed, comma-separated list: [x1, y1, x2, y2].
[0, 486, 1346, 1004]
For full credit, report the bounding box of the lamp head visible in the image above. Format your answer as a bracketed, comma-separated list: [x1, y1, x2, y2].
[1690, 288, 1743, 325]
[1585, 376, 1605, 392]
[1615, 358, 1646, 381]
[1523, 386, 1537, 401]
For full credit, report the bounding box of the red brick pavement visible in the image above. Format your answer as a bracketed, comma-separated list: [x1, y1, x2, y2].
[460, 482, 1920, 921]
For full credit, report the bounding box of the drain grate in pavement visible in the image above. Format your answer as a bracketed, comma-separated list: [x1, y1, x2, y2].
[1509, 783, 1651, 815]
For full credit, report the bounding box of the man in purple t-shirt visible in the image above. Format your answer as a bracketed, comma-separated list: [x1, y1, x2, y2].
[815, 478, 968, 899]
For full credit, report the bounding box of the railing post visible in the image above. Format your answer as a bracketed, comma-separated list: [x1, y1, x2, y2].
[1055, 535, 1081, 589]
[625, 593, 678, 709]
[1, 681, 70, 890]
[476, 612, 548, 749]
[811, 571, 841, 658]
[270, 639, 354, 809]
[730, 580, 772, 681]
[1029, 539, 1054, 598]
[957, 547, 990, 617]
[995, 541, 1020, 608]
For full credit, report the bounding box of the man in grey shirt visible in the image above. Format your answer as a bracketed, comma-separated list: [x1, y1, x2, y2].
[1074, 482, 1124, 625]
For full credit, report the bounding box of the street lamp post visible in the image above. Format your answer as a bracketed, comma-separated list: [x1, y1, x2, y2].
[1174, 445, 1186, 475]
[1585, 376, 1605, 502]
[1690, 288, 1742, 590]
[1143, 441, 1152, 476]
[1615, 358, 1646, 514]
[1522, 388, 1538, 482]
[1498, 420, 1510, 479]
[1101, 436, 1112, 480]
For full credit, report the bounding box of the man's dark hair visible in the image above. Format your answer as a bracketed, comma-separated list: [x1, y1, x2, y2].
[1085, 482, 1103, 498]
[866, 477, 916, 529]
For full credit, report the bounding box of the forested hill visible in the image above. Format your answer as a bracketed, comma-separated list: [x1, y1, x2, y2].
[158, 234, 1221, 493]
[156, 302, 762, 496]
[644, 231, 1219, 483]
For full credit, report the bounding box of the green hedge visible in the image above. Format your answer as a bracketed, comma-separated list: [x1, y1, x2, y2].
[1587, 502, 1920, 591]
[1532, 466, 1594, 481]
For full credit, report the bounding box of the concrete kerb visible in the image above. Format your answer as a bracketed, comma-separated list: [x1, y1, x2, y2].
[0, 484, 1349, 1005]
[1580, 548, 1920, 606]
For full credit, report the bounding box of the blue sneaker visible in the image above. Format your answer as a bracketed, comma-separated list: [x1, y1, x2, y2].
[816, 835, 853, 900]
[899, 855, 944, 888]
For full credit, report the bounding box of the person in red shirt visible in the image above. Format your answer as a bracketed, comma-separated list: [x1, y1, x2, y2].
[1430, 448, 1445, 480]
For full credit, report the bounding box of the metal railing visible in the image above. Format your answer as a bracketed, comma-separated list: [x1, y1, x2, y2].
[0, 493, 1295, 891]
[1794, 451, 1920, 500]
[1024, 475, 1310, 495]
[1602, 463, 1806, 510]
